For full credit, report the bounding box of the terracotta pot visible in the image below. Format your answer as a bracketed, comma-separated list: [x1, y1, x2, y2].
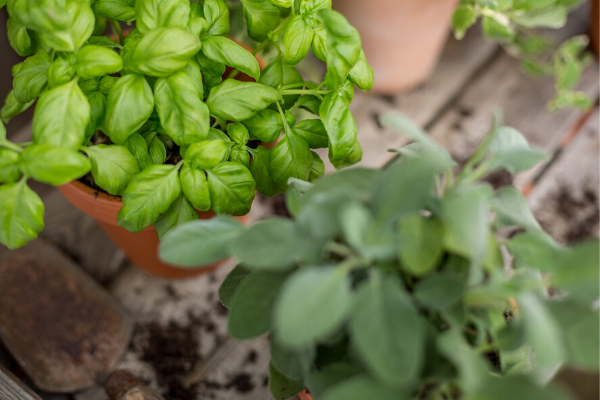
[58, 180, 248, 279]
[298, 390, 313, 400]
[592, 0, 599, 57]
[333, 0, 459, 94]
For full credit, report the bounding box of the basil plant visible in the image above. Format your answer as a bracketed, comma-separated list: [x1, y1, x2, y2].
[0, 0, 373, 250]
[160, 112, 599, 400]
[452, 0, 593, 110]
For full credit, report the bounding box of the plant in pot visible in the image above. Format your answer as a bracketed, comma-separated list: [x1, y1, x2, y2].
[451, 0, 593, 110]
[0, 0, 373, 277]
[159, 112, 599, 399]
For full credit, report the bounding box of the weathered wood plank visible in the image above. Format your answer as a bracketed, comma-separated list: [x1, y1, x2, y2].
[0, 365, 42, 400]
[526, 108, 599, 245]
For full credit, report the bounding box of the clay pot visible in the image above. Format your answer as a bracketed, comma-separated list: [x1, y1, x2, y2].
[592, 0, 599, 57]
[58, 180, 248, 279]
[333, 0, 459, 94]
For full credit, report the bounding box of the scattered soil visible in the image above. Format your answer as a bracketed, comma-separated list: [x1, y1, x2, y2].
[482, 169, 513, 190]
[245, 350, 258, 365]
[214, 301, 228, 317]
[551, 184, 599, 244]
[137, 320, 201, 400]
[132, 310, 225, 400]
[199, 373, 255, 394]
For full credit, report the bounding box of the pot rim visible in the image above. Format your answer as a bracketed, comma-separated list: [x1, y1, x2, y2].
[60, 179, 122, 203]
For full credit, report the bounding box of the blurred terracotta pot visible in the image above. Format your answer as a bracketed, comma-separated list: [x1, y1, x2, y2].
[333, 0, 458, 93]
[58, 180, 248, 279]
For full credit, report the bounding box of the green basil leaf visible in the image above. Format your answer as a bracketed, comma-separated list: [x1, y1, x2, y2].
[283, 15, 314, 66]
[294, 119, 328, 148]
[337, 79, 354, 105]
[318, 9, 361, 90]
[87, 36, 121, 49]
[154, 71, 210, 146]
[320, 92, 356, 163]
[79, 78, 100, 93]
[91, 0, 136, 22]
[201, 36, 260, 81]
[242, 110, 281, 144]
[123, 28, 201, 77]
[83, 91, 106, 145]
[311, 25, 328, 62]
[188, 16, 209, 37]
[350, 275, 424, 387]
[181, 58, 204, 99]
[271, 339, 315, 381]
[20, 144, 90, 186]
[33, 79, 90, 150]
[180, 163, 211, 211]
[0, 149, 22, 184]
[204, 0, 230, 36]
[118, 164, 182, 232]
[269, 362, 305, 400]
[12, 0, 70, 32]
[259, 55, 303, 110]
[99, 75, 119, 95]
[308, 151, 324, 182]
[148, 136, 166, 165]
[1, 90, 35, 124]
[124, 133, 154, 170]
[397, 214, 444, 277]
[463, 376, 568, 400]
[347, 50, 374, 91]
[7, 17, 34, 57]
[207, 162, 255, 215]
[47, 56, 77, 89]
[227, 122, 250, 145]
[76, 45, 123, 79]
[269, 129, 312, 192]
[196, 50, 226, 78]
[267, 0, 293, 8]
[159, 215, 245, 267]
[233, 217, 321, 270]
[228, 271, 288, 339]
[39, 1, 95, 52]
[230, 145, 251, 169]
[250, 145, 278, 197]
[302, 0, 331, 14]
[206, 79, 282, 121]
[291, 95, 321, 115]
[83, 144, 140, 195]
[219, 263, 252, 308]
[13, 51, 52, 103]
[274, 266, 352, 348]
[154, 193, 197, 240]
[0, 180, 45, 250]
[135, 0, 190, 34]
[186, 140, 229, 170]
[103, 74, 154, 145]
[240, 0, 280, 42]
[486, 127, 547, 174]
[92, 14, 107, 36]
[330, 139, 362, 170]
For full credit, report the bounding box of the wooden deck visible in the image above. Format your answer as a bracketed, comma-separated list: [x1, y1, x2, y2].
[1, 5, 598, 400]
